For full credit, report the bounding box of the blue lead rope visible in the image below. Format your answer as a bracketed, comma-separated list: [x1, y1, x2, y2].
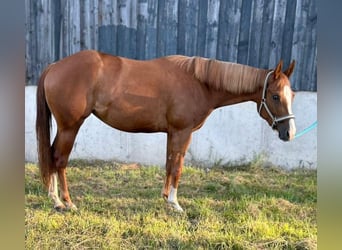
[294, 121, 317, 139]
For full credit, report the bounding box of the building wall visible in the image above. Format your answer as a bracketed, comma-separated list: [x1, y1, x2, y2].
[25, 0, 317, 91]
[26, 86, 317, 168]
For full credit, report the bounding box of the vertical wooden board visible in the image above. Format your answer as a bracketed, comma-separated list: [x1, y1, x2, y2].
[98, 25, 117, 55]
[177, 0, 187, 55]
[60, 0, 69, 57]
[216, 0, 228, 60]
[237, 0, 252, 65]
[226, 0, 242, 62]
[205, 0, 220, 58]
[91, 0, 99, 49]
[290, 0, 305, 91]
[111, 0, 119, 25]
[259, 0, 275, 69]
[281, 0, 297, 68]
[302, 0, 317, 91]
[268, 0, 287, 68]
[52, 0, 61, 60]
[247, 0, 264, 67]
[156, 0, 166, 57]
[117, 0, 131, 57]
[184, 0, 199, 56]
[100, 0, 115, 26]
[196, 0, 208, 57]
[308, 0, 317, 91]
[165, 0, 178, 55]
[136, 0, 148, 59]
[36, 0, 51, 77]
[25, 0, 35, 84]
[129, 0, 137, 58]
[80, 0, 90, 50]
[70, 0, 81, 54]
[145, 0, 157, 59]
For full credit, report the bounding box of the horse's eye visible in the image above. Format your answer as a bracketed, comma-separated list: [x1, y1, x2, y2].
[272, 95, 280, 101]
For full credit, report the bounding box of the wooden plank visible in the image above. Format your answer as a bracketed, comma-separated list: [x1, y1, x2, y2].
[98, 25, 117, 54]
[80, 0, 91, 50]
[156, 0, 166, 57]
[52, 0, 61, 59]
[290, 0, 305, 91]
[259, 0, 275, 69]
[136, 0, 148, 59]
[217, 0, 242, 61]
[129, 0, 137, 58]
[302, 0, 317, 91]
[196, 0, 208, 57]
[237, 0, 252, 65]
[117, 0, 132, 57]
[217, 0, 228, 60]
[165, 0, 178, 55]
[145, 0, 158, 59]
[91, 0, 99, 50]
[204, 0, 220, 58]
[247, 0, 264, 67]
[268, 0, 287, 68]
[184, 0, 199, 56]
[281, 0, 297, 68]
[70, 0, 81, 54]
[25, 0, 35, 84]
[308, 0, 317, 91]
[176, 0, 186, 55]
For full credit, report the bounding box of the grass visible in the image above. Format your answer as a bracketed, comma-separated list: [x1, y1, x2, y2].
[25, 160, 316, 249]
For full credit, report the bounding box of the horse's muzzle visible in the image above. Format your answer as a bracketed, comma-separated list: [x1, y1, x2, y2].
[278, 118, 296, 141]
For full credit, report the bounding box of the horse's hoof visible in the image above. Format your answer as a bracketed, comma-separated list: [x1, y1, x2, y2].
[65, 202, 78, 211]
[168, 201, 184, 213]
[54, 204, 66, 212]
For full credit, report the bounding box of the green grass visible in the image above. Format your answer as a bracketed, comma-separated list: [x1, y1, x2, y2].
[25, 161, 316, 249]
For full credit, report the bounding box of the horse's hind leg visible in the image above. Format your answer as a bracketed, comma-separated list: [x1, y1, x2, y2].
[48, 173, 65, 210]
[51, 125, 81, 210]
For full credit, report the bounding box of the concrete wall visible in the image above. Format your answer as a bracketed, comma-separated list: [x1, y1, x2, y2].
[25, 86, 317, 169]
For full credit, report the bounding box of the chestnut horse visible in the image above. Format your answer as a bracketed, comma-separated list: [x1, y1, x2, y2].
[36, 50, 296, 212]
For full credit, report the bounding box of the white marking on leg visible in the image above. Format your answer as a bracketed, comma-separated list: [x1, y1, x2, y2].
[167, 186, 184, 212]
[48, 173, 65, 209]
[283, 85, 296, 139]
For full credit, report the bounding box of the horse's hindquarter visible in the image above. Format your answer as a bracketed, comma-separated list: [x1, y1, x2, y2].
[93, 56, 213, 133]
[44, 50, 104, 128]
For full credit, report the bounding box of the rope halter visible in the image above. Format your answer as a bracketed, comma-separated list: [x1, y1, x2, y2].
[258, 71, 295, 128]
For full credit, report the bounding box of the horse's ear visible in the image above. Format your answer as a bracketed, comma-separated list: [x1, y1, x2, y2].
[284, 60, 296, 78]
[274, 60, 283, 79]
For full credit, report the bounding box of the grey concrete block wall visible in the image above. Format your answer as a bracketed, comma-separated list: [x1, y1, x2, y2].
[25, 86, 317, 169]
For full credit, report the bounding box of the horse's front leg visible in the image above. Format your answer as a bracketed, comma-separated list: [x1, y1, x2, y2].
[163, 130, 192, 212]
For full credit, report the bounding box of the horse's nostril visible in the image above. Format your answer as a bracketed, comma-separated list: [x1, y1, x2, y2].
[286, 130, 290, 138]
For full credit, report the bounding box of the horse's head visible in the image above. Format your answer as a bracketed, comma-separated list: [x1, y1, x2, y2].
[257, 60, 296, 141]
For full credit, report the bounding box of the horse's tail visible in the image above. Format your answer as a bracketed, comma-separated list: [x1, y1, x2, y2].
[36, 64, 54, 188]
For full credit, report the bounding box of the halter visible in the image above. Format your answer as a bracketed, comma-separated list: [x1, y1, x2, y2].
[258, 71, 295, 128]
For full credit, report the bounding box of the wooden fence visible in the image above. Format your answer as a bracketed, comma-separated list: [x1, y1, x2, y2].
[25, 0, 317, 91]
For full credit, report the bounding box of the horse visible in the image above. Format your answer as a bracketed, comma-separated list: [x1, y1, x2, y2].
[36, 50, 296, 212]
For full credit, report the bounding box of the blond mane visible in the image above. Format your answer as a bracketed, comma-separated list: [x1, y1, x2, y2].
[168, 55, 267, 94]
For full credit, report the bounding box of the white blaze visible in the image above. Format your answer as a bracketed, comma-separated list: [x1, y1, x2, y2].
[284, 85, 296, 139]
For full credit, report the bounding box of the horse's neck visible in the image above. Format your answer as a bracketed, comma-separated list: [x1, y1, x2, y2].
[210, 88, 262, 109]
